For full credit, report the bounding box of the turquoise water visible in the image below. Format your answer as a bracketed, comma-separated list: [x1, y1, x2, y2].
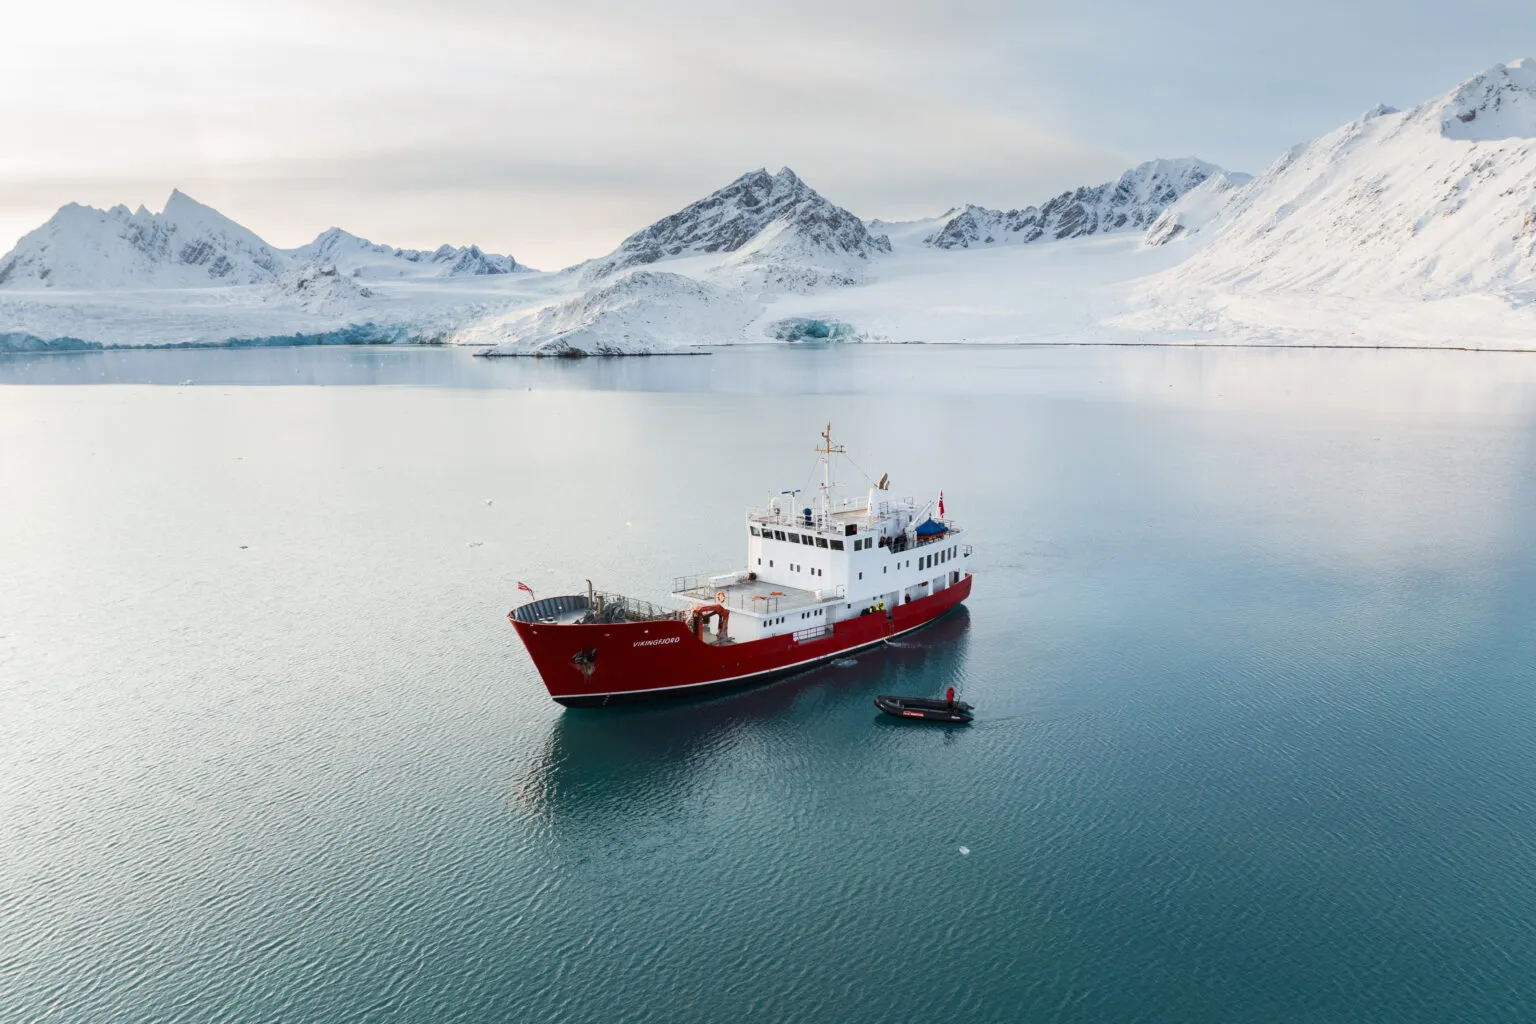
[2, 346, 1535, 1022]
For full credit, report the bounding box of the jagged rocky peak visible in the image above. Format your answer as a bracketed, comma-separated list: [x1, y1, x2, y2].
[438, 244, 520, 276]
[298, 227, 392, 262]
[0, 189, 286, 289]
[1435, 57, 1536, 141]
[585, 166, 891, 280]
[291, 228, 522, 278]
[925, 158, 1222, 249]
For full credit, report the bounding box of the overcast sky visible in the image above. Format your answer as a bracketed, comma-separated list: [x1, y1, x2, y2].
[2, 0, 1533, 269]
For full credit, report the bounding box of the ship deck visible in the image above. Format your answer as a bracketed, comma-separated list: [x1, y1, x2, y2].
[673, 577, 832, 617]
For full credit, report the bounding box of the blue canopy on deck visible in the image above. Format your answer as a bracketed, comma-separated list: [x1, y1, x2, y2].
[915, 518, 948, 537]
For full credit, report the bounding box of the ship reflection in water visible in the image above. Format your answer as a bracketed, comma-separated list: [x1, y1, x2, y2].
[510, 606, 973, 822]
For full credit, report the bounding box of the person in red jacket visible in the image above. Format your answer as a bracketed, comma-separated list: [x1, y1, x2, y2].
[945, 686, 956, 708]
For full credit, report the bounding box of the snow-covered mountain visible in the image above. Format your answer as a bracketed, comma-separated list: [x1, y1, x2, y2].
[0, 190, 288, 289]
[460, 271, 762, 356]
[0, 191, 546, 347]
[457, 166, 894, 355]
[582, 167, 890, 283]
[291, 228, 524, 279]
[10, 56, 1536, 358]
[1142, 170, 1254, 246]
[1131, 58, 1536, 342]
[925, 159, 1218, 249]
[0, 193, 527, 294]
[265, 262, 374, 315]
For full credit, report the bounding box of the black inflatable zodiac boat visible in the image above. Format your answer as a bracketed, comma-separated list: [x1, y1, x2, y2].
[874, 694, 974, 724]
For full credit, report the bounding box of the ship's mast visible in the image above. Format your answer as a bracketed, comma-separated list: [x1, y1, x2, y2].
[816, 422, 845, 524]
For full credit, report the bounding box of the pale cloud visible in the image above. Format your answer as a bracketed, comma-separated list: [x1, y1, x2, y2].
[1, 0, 1533, 268]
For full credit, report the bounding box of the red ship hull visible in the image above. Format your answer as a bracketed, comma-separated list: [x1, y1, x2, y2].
[512, 574, 972, 706]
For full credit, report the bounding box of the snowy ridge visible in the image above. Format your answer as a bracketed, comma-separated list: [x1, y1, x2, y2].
[1143, 171, 1254, 246]
[925, 159, 1218, 249]
[460, 271, 762, 356]
[1127, 58, 1536, 345]
[291, 228, 524, 279]
[582, 167, 890, 283]
[0, 192, 528, 293]
[0, 191, 287, 289]
[265, 263, 374, 315]
[455, 166, 894, 354]
[1439, 57, 1536, 141]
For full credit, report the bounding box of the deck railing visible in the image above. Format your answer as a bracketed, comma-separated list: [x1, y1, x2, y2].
[672, 577, 845, 616]
[508, 594, 589, 624]
[672, 571, 749, 595]
[509, 590, 675, 625]
[791, 623, 833, 644]
[748, 496, 900, 534]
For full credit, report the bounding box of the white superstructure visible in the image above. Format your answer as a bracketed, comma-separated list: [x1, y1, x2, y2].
[672, 425, 972, 644]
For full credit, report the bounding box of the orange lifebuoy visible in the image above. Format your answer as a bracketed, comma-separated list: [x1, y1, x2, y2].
[716, 591, 727, 603]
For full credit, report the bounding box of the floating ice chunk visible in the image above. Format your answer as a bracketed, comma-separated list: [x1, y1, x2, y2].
[958, 846, 970, 855]
[485, 498, 494, 506]
[467, 540, 483, 547]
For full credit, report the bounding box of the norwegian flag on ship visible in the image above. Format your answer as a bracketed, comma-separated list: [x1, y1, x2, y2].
[938, 491, 945, 518]
[517, 581, 535, 598]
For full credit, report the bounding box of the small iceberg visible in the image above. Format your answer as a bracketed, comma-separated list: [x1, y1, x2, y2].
[768, 317, 856, 342]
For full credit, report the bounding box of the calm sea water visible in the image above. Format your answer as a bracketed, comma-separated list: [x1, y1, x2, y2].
[3, 345, 1535, 1023]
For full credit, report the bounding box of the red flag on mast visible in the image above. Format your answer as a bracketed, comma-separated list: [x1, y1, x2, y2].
[938, 491, 945, 519]
[517, 581, 535, 599]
